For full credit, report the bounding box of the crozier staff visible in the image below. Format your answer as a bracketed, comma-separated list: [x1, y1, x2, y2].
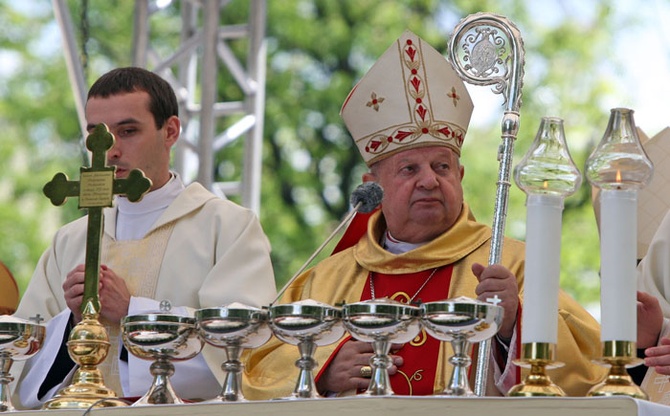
[244, 30, 606, 398]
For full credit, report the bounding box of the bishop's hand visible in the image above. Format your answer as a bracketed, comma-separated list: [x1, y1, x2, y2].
[315, 339, 403, 394]
[472, 262, 519, 340]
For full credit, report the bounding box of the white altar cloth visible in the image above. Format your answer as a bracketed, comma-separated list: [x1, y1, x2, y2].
[12, 396, 670, 416]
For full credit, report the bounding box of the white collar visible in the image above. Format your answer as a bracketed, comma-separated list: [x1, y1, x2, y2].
[116, 172, 184, 214]
[382, 230, 428, 254]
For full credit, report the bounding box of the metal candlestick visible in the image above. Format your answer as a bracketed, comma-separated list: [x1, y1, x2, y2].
[508, 342, 565, 396]
[587, 341, 648, 399]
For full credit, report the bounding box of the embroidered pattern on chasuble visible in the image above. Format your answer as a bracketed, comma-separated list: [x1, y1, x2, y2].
[642, 367, 670, 405]
[360, 266, 453, 395]
[96, 222, 176, 395]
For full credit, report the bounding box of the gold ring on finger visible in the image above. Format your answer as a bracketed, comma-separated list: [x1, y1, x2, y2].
[359, 365, 372, 378]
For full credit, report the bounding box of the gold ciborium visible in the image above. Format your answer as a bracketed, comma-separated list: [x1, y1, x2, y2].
[121, 313, 203, 405]
[269, 300, 344, 399]
[43, 301, 127, 410]
[420, 296, 503, 397]
[0, 316, 45, 412]
[343, 298, 421, 396]
[195, 303, 271, 402]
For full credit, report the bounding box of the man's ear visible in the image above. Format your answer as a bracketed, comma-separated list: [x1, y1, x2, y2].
[165, 115, 181, 147]
[362, 172, 375, 183]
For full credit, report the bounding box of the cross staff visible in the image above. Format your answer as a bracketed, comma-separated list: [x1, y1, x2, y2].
[43, 123, 151, 316]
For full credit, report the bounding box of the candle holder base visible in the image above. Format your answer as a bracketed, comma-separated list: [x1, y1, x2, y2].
[587, 341, 648, 400]
[508, 343, 565, 397]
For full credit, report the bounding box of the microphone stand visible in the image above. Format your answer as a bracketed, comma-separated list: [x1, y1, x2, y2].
[271, 201, 362, 306]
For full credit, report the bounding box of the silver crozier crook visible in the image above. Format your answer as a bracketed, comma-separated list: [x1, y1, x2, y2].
[448, 13, 526, 396]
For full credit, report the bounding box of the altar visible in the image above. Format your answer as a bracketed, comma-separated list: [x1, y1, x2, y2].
[11, 397, 670, 416]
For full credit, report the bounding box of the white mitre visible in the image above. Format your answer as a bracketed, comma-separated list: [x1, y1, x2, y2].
[340, 29, 474, 166]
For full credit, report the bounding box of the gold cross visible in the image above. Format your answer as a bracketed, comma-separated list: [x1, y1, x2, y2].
[43, 124, 151, 315]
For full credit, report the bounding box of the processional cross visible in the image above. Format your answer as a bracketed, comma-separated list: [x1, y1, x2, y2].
[43, 123, 151, 315]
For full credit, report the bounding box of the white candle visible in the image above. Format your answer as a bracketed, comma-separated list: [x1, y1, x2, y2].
[599, 189, 637, 342]
[521, 194, 563, 344]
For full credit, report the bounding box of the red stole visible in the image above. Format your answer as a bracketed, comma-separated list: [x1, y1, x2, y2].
[359, 266, 453, 395]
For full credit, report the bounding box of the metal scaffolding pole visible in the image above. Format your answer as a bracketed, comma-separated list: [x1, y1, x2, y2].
[53, 0, 267, 214]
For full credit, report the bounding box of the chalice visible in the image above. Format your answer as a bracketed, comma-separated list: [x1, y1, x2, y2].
[342, 298, 421, 396]
[121, 313, 203, 405]
[195, 303, 271, 402]
[269, 300, 344, 399]
[0, 316, 45, 412]
[420, 296, 503, 396]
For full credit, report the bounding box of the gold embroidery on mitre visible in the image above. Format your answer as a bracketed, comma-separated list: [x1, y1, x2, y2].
[448, 86, 460, 106]
[366, 92, 385, 111]
[362, 122, 465, 157]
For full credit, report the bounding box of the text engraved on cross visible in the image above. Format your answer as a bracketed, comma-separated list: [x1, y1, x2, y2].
[43, 123, 152, 315]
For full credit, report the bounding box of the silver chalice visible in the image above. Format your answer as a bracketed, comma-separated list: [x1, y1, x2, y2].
[420, 296, 503, 396]
[269, 300, 344, 399]
[121, 313, 203, 405]
[195, 303, 271, 402]
[0, 316, 45, 412]
[342, 298, 421, 396]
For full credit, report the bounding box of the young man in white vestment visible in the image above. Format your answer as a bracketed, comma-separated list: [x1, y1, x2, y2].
[11, 67, 277, 408]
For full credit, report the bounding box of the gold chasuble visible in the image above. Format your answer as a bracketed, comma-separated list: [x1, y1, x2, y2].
[97, 222, 175, 395]
[244, 203, 606, 399]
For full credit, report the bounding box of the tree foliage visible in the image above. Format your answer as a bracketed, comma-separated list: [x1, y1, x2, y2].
[0, 0, 639, 309]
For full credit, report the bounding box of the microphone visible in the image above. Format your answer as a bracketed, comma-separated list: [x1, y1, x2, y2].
[271, 182, 383, 304]
[349, 181, 384, 214]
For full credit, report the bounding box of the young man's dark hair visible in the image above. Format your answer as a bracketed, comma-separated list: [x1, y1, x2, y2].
[87, 67, 178, 129]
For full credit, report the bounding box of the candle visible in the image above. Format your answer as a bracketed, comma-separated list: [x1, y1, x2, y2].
[585, 108, 653, 343]
[514, 117, 581, 346]
[521, 194, 563, 344]
[598, 189, 637, 342]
